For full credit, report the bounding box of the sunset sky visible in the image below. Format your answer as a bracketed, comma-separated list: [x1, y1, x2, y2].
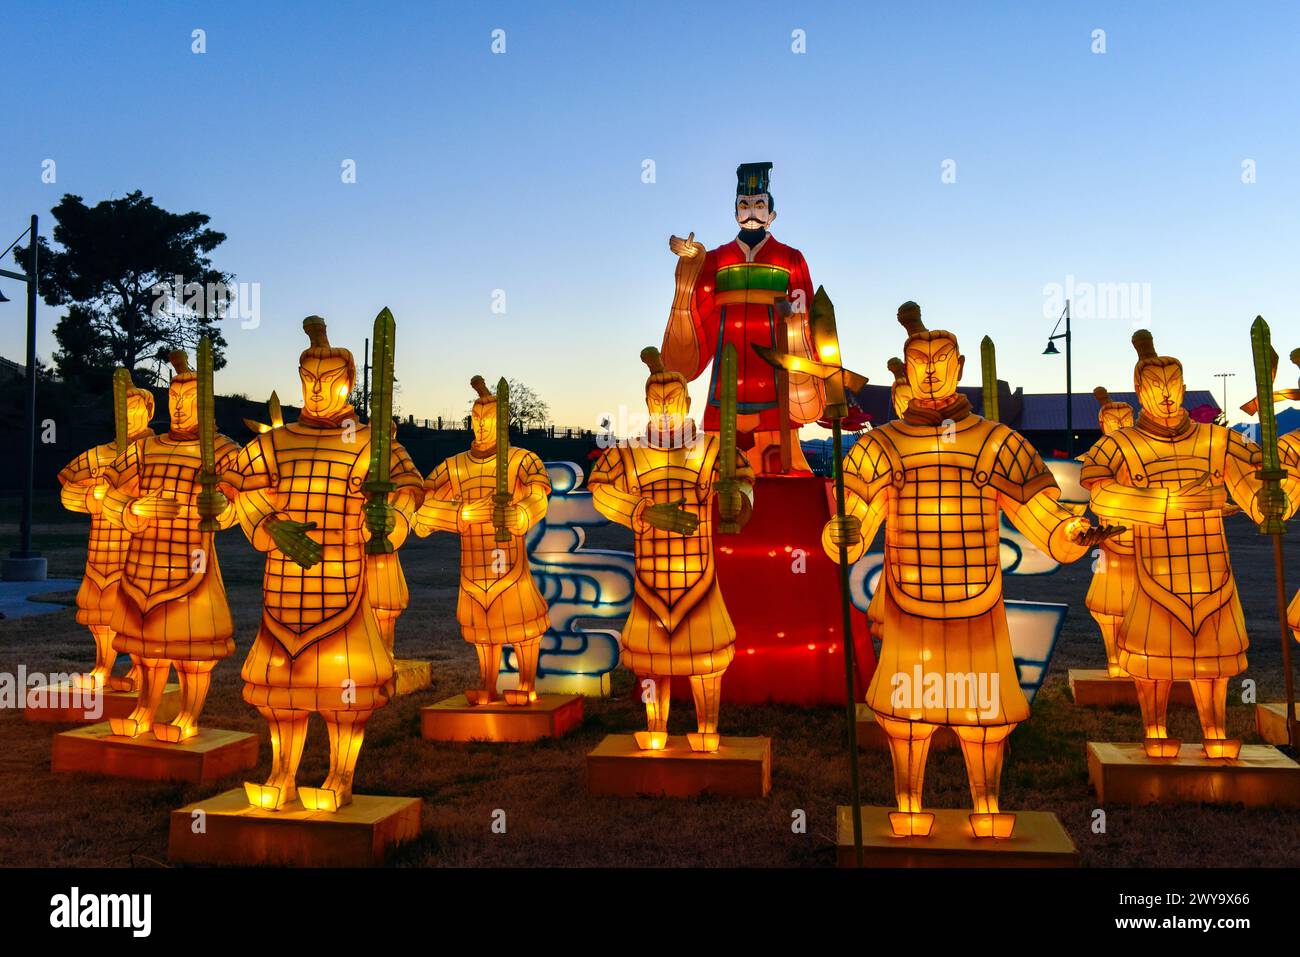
[2, 1, 1298, 430]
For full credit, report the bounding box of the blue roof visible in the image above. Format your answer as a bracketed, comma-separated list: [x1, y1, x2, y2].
[1015, 390, 1218, 431]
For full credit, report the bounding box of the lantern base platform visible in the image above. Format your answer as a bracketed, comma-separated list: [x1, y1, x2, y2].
[392, 658, 433, 696]
[835, 805, 1078, 867]
[1087, 741, 1300, 807]
[420, 693, 583, 742]
[1255, 702, 1298, 746]
[51, 722, 258, 783]
[855, 704, 957, 750]
[23, 682, 180, 724]
[586, 734, 771, 798]
[1067, 669, 1193, 707]
[168, 787, 422, 867]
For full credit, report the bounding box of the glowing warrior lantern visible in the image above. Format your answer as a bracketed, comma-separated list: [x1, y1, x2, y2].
[99, 345, 240, 741]
[57, 368, 156, 691]
[1082, 387, 1137, 677]
[824, 302, 1119, 838]
[660, 161, 824, 475]
[228, 313, 423, 812]
[587, 346, 755, 752]
[1081, 329, 1281, 760]
[412, 375, 553, 705]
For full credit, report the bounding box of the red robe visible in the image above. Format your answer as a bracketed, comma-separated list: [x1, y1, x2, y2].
[685, 234, 823, 432]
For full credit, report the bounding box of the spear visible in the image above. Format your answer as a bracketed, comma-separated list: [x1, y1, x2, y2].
[718, 343, 740, 533]
[365, 307, 397, 555]
[981, 335, 1000, 422]
[1250, 316, 1295, 749]
[112, 367, 131, 452]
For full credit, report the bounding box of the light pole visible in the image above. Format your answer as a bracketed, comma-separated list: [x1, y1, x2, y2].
[0, 214, 45, 581]
[1042, 299, 1073, 458]
[1213, 372, 1235, 421]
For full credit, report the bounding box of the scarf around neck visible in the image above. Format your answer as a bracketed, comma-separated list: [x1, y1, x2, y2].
[903, 393, 973, 427]
[1137, 408, 1192, 439]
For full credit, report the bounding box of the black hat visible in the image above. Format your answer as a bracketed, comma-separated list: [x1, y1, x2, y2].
[736, 162, 773, 196]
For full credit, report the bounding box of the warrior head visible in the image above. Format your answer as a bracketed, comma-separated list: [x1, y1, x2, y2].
[167, 350, 198, 435]
[641, 346, 691, 439]
[1131, 329, 1184, 421]
[735, 162, 776, 233]
[887, 356, 912, 419]
[469, 375, 498, 452]
[898, 301, 963, 403]
[1093, 386, 1134, 435]
[126, 378, 155, 437]
[298, 316, 356, 422]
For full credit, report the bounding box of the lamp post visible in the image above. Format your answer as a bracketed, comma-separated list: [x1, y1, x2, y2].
[0, 214, 45, 581]
[1042, 299, 1073, 458]
[1213, 372, 1235, 421]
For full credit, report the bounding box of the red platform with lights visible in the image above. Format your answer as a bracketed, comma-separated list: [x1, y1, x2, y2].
[708, 475, 875, 705]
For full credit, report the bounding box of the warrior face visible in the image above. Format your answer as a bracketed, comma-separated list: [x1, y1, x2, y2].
[1098, 404, 1135, 435]
[126, 391, 154, 437]
[299, 355, 354, 420]
[646, 378, 691, 436]
[1135, 359, 1185, 420]
[168, 378, 197, 433]
[471, 398, 497, 452]
[735, 192, 775, 231]
[904, 334, 964, 403]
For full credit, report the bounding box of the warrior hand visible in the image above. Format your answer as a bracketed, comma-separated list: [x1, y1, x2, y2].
[1256, 483, 1289, 524]
[716, 479, 743, 525]
[827, 515, 862, 549]
[197, 489, 229, 520]
[87, 481, 108, 514]
[269, 519, 321, 568]
[642, 499, 700, 536]
[364, 500, 396, 538]
[1067, 519, 1127, 548]
[130, 490, 180, 521]
[459, 497, 495, 528]
[668, 232, 703, 259]
[1169, 473, 1228, 513]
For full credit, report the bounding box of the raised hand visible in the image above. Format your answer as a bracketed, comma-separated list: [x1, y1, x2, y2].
[1256, 483, 1289, 525]
[130, 489, 180, 521]
[716, 479, 744, 527]
[364, 500, 396, 539]
[269, 519, 321, 568]
[641, 498, 700, 536]
[827, 514, 862, 549]
[197, 487, 230, 521]
[668, 231, 703, 259]
[1169, 473, 1228, 513]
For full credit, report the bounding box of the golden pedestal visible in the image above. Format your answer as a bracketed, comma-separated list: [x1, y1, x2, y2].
[23, 682, 180, 724]
[1067, 669, 1193, 707]
[420, 693, 583, 742]
[835, 806, 1078, 867]
[168, 788, 422, 867]
[392, 658, 433, 696]
[1255, 702, 1298, 746]
[856, 704, 956, 750]
[52, 722, 258, 784]
[586, 734, 771, 798]
[1087, 741, 1300, 807]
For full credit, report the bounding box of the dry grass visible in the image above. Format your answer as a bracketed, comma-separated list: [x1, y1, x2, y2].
[1, 491, 1298, 867]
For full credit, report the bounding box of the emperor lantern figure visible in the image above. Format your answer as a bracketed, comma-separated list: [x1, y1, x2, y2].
[99, 348, 240, 741]
[824, 302, 1119, 838]
[1081, 330, 1278, 760]
[229, 315, 423, 812]
[57, 370, 156, 691]
[412, 376, 552, 705]
[1084, 387, 1138, 678]
[661, 161, 824, 476]
[588, 347, 754, 752]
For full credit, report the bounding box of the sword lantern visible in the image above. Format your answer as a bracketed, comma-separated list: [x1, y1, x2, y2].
[981, 335, 1000, 423]
[197, 337, 218, 532]
[718, 343, 741, 534]
[1250, 316, 1296, 749]
[493, 376, 511, 543]
[112, 367, 131, 453]
[365, 307, 397, 555]
[754, 284, 868, 866]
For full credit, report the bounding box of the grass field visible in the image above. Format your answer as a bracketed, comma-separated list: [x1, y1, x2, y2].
[1, 489, 1298, 867]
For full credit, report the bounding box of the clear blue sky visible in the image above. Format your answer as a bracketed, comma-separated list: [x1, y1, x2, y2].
[2, 1, 1297, 429]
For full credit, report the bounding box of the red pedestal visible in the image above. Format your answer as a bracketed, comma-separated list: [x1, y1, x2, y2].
[708, 475, 875, 705]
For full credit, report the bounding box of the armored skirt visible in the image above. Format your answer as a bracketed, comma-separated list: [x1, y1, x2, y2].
[1118, 588, 1249, 681]
[866, 586, 1029, 727]
[1084, 538, 1136, 618]
[620, 584, 736, 678]
[110, 549, 235, 662]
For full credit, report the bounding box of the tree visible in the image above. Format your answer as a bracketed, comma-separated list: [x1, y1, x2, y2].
[506, 379, 549, 431]
[15, 191, 233, 389]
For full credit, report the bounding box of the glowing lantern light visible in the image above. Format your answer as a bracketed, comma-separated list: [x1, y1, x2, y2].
[412, 376, 552, 705]
[824, 304, 1119, 838]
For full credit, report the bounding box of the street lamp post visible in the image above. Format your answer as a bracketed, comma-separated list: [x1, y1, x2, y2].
[1042, 299, 1074, 458]
[1213, 372, 1235, 421]
[0, 214, 46, 582]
